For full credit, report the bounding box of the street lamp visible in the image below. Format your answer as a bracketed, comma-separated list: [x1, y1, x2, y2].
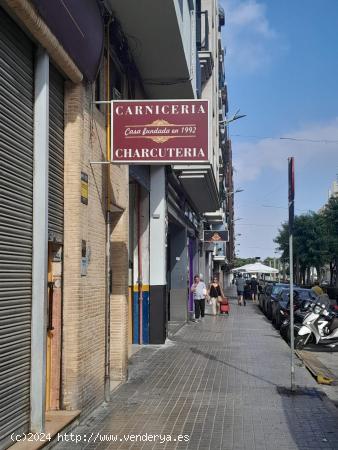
[225, 188, 244, 197]
[219, 109, 247, 125]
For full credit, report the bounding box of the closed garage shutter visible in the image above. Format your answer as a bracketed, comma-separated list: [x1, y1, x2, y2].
[0, 7, 34, 448]
[48, 65, 64, 243]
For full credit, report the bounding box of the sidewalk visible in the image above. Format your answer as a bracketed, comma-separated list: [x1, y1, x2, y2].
[54, 290, 338, 450]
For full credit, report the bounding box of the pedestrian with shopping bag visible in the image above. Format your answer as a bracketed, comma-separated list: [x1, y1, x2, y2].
[191, 275, 207, 322]
[208, 276, 225, 315]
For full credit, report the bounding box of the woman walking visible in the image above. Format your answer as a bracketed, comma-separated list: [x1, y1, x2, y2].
[208, 276, 224, 315]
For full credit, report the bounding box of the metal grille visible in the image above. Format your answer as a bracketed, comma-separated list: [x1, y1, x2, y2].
[0, 7, 34, 448]
[48, 65, 64, 243]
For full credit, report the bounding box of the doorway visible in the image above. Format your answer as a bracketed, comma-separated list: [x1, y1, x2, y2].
[46, 243, 63, 410]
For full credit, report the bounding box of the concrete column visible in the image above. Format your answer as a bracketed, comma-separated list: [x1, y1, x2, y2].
[149, 167, 167, 343]
[62, 82, 85, 411]
[131, 185, 150, 344]
[30, 47, 49, 432]
[169, 224, 188, 322]
[110, 203, 129, 381]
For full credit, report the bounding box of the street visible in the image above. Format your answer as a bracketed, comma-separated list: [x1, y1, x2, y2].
[55, 289, 338, 450]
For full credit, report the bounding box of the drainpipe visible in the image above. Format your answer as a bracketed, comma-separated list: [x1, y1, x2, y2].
[137, 185, 143, 344]
[104, 19, 112, 403]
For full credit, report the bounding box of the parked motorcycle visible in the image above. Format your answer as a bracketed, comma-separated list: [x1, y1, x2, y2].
[279, 300, 312, 342]
[294, 301, 338, 349]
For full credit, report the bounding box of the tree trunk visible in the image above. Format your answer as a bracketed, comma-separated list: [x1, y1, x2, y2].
[302, 269, 306, 285]
[334, 257, 338, 288]
[282, 262, 286, 281]
[295, 256, 300, 285]
[316, 266, 321, 284]
[306, 267, 311, 285]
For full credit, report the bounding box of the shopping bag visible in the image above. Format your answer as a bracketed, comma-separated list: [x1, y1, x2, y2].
[220, 302, 230, 313]
[220, 297, 230, 314]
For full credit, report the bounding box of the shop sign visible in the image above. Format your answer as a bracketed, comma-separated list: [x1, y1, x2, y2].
[203, 230, 229, 242]
[111, 100, 209, 164]
[81, 172, 88, 205]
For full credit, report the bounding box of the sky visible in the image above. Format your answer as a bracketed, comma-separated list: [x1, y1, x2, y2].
[220, 0, 338, 259]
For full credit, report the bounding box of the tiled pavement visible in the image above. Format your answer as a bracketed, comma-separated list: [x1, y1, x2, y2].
[54, 288, 338, 450]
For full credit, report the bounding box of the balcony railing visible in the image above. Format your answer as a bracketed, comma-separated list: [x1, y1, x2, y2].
[197, 10, 209, 51]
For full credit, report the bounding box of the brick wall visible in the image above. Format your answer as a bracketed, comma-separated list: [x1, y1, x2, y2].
[62, 81, 129, 416]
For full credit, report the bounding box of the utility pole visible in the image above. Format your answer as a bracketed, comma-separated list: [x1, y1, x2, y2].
[288, 157, 295, 391]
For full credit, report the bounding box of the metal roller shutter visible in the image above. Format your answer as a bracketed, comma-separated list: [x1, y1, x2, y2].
[0, 7, 34, 448]
[49, 65, 64, 243]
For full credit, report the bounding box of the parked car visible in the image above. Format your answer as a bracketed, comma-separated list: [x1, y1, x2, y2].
[264, 283, 290, 320]
[272, 288, 317, 329]
[259, 283, 274, 313]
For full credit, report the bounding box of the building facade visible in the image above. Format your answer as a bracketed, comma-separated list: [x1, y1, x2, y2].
[0, 0, 232, 447]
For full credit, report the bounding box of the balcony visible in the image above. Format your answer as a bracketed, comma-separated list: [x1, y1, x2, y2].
[220, 85, 228, 110]
[172, 165, 220, 213]
[204, 210, 226, 226]
[109, 0, 196, 99]
[197, 10, 214, 85]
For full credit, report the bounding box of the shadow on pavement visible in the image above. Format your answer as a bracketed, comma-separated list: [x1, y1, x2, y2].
[190, 346, 279, 387]
[304, 344, 338, 353]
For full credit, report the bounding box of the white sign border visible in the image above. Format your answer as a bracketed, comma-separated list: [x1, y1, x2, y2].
[110, 99, 210, 165]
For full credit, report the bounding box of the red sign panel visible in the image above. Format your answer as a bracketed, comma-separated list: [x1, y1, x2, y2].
[204, 230, 229, 242]
[111, 100, 209, 164]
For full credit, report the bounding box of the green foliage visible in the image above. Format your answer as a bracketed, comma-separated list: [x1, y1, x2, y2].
[321, 196, 338, 261]
[274, 223, 289, 261]
[233, 257, 256, 268]
[263, 257, 275, 266]
[274, 198, 338, 284]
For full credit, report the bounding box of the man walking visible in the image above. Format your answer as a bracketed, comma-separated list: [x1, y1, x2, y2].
[191, 274, 207, 322]
[250, 276, 259, 304]
[235, 273, 246, 306]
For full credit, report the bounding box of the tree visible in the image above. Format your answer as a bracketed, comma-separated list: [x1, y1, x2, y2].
[274, 212, 328, 284]
[321, 196, 338, 286]
[233, 257, 256, 268]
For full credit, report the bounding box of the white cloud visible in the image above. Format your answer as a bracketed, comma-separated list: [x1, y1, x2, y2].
[221, 0, 281, 73]
[231, 119, 338, 259]
[232, 118, 338, 184]
[228, 0, 275, 38]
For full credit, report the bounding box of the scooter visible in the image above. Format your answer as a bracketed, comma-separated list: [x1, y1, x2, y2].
[280, 301, 312, 342]
[294, 302, 338, 349]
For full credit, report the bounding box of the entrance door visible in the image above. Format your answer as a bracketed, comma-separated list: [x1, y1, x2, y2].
[45, 64, 64, 411]
[46, 244, 63, 410]
[0, 7, 34, 447]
